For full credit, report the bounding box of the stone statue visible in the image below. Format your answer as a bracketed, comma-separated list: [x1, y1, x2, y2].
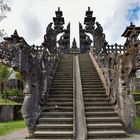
[94, 22, 106, 53]
[43, 22, 55, 53]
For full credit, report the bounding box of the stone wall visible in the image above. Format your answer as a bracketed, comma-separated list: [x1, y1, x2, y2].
[136, 103, 140, 116]
[0, 105, 22, 121]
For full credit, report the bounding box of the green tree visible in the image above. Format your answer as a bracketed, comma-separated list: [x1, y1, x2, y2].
[15, 71, 24, 81]
[0, 63, 11, 96]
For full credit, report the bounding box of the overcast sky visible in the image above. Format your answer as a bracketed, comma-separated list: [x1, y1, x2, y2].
[0, 0, 140, 46]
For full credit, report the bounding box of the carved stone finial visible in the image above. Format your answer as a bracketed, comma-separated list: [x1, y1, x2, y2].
[67, 22, 70, 30]
[79, 22, 83, 30]
[130, 22, 134, 26]
[73, 38, 76, 45]
[14, 30, 18, 36]
[72, 38, 77, 49]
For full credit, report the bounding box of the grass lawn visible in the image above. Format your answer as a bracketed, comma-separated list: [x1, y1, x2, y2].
[0, 120, 26, 136]
[135, 116, 140, 130]
[0, 98, 21, 105]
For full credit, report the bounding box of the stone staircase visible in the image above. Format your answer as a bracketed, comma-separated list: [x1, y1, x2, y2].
[34, 54, 74, 139]
[33, 53, 128, 139]
[79, 54, 127, 139]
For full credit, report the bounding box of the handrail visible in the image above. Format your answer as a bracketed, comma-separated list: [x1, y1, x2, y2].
[75, 54, 87, 139]
[89, 48, 136, 132]
[73, 54, 76, 139]
[89, 52, 109, 95]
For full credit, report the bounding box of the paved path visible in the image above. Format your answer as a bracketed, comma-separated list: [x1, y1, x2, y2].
[0, 129, 140, 140]
[0, 129, 27, 140]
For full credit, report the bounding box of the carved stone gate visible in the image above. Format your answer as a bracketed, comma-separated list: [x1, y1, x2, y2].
[0, 7, 140, 136]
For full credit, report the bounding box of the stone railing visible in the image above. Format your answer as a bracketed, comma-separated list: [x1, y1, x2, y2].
[90, 41, 140, 132]
[21, 49, 61, 137]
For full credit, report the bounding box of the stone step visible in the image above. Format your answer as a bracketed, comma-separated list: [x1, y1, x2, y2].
[55, 73, 73, 75]
[86, 111, 118, 117]
[51, 85, 73, 88]
[57, 69, 72, 71]
[34, 131, 73, 139]
[83, 89, 105, 92]
[54, 78, 73, 80]
[85, 106, 114, 112]
[49, 91, 73, 94]
[86, 117, 121, 123]
[83, 87, 105, 91]
[49, 94, 73, 97]
[81, 76, 100, 78]
[88, 130, 127, 139]
[43, 106, 73, 110]
[80, 73, 100, 79]
[39, 118, 73, 124]
[57, 65, 72, 66]
[81, 79, 102, 82]
[36, 124, 73, 131]
[51, 83, 73, 86]
[47, 98, 73, 102]
[41, 112, 73, 117]
[46, 100, 73, 103]
[81, 78, 101, 81]
[84, 102, 111, 106]
[50, 88, 73, 92]
[80, 70, 97, 72]
[80, 73, 99, 76]
[82, 85, 104, 88]
[82, 81, 103, 85]
[52, 79, 73, 82]
[54, 75, 73, 77]
[83, 94, 107, 98]
[87, 123, 123, 130]
[55, 74, 73, 77]
[84, 98, 109, 102]
[83, 91, 106, 94]
[42, 107, 73, 112]
[81, 73, 99, 76]
[46, 102, 73, 107]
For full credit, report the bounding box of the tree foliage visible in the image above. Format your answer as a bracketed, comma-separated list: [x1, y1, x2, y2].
[0, 0, 11, 40]
[0, 63, 11, 95]
[0, 63, 10, 82]
[15, 71, 24, 81]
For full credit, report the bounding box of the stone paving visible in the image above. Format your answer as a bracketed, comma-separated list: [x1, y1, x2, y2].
[0, 129, 27, 140]
[0, 129, 140, 140]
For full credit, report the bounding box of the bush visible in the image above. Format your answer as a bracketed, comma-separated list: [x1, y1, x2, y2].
[135, 116, 140, 130]
[2, 88, 22, 97]
[132, 90, 140, 94]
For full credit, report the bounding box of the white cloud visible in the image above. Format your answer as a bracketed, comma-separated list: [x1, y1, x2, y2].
[104, 0, 140, 44]
[0, 0, 140, 46]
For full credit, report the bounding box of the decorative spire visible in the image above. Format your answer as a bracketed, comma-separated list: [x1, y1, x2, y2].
[72, 38, 77, 49]
[58, 7, 60, 11]
[53, 7, 65, 30]
[130, 22, 135, 27]
[84, 7, 96, 30]
[13, 30, 19, 37]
